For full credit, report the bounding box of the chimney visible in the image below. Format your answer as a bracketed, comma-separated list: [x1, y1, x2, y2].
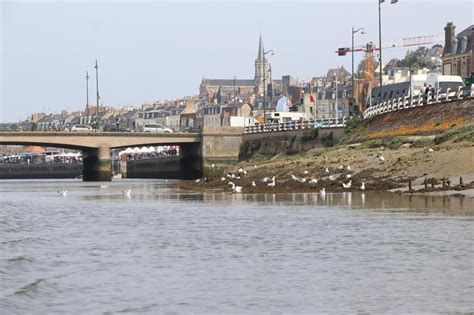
[444, 22, 455, 56]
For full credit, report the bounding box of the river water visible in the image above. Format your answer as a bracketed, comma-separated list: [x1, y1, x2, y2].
[0, 179, 473, 313]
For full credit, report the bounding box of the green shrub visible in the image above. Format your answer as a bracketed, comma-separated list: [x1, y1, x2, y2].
[412, 137, 434, 148]
[387, 137, 405, 150]
[302, 128, 319, 141]
[357, 139, 384, 150]
[344, 116, 363, 135]
[433, 124, 474, 144]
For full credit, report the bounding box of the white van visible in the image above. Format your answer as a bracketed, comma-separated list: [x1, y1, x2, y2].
[425, 75, 465, 94]
[142, 123, 173, 133]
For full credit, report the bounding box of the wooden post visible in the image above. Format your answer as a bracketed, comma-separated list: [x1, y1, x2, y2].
[460, 177, 464, 187]
[442, 178, 446, 190]
[431, 180, 435, 189]
[408, 179, 412, 193]
[424, 178, 428, 190]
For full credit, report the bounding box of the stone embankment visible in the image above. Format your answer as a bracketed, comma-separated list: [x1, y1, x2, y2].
[348, 98, 474, 142]
[179, 98, 474, 195]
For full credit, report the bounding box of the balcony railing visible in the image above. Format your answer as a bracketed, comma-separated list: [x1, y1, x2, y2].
[244, 117, 347, 134]
[363, 86, 473, 119]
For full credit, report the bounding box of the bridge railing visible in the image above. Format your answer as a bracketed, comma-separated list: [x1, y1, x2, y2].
[363, 86, 472, 119]
[244, 117, 347, 134]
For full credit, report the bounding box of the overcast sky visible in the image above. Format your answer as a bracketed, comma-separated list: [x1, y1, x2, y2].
[1, 0, 472, 122]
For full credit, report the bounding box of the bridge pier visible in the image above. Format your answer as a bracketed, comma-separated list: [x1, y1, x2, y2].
[179, 143, 203, 180]
[82, 146, 112, 181]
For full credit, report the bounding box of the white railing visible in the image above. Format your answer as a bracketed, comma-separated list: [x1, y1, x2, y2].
[244, 116, 347, 134]
[363, 86, 471, 119]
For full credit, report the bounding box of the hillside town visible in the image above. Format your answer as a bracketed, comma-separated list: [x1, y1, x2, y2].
[6, 21, 473, 134]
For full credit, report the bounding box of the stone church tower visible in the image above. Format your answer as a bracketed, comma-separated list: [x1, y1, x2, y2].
[254, 34, 270, 90]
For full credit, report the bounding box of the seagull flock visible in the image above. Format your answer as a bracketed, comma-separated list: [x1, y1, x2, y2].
[196, 160, 371, 195]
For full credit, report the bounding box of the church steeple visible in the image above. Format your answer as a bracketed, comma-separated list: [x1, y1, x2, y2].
[255, 34, 269, 85]
[257, 34, 264, 61]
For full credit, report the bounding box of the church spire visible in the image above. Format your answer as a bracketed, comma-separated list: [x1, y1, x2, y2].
[255, 34, 269, 86]
[257, 33, 264, 61]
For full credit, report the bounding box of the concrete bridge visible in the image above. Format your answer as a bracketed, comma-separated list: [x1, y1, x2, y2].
[0, 128, 244, 181]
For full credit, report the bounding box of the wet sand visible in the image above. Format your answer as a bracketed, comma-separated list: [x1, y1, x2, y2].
[177, 140, 474, 196]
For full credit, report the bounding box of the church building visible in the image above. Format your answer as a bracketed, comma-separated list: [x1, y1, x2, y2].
[199, 35, 281, 103]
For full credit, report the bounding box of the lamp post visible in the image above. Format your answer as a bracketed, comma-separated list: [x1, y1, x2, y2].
[335, 69, 338, 120]
[94, 60, 100, 130]
[268, 64, 272, 113]
[351, 26, 365, 115]
[233, 75, 236, 103]
[85, 71, 90, 124]
[378, 0, 398, 104]
[262, 49, 274, 124]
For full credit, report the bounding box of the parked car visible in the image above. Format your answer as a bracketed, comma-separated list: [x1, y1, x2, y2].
[71, 124, 93, 132]
[103, 125, 130, 132]
[142, 123, 173, 133]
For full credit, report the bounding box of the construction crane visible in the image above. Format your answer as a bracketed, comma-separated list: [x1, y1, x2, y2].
[335, 35, 442, 111]
[335, 35, 441, 55]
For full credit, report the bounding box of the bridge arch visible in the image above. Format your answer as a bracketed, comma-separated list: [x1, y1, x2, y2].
[0, 132, 203, 181]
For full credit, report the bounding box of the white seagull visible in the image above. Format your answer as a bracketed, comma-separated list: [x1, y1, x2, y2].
[291, 174, 299, 181]
[346, 174, 352, 179]
[342, 181, 352, 189]
[303, 170, 309, 175]
[58, 190, 67, 197]
[346, 165, 351, 171]
[325, 168, 330, 173]
[428, 148, 434, 152]
[254, 164, 257, 169]
[237, 167, 244, 174]
[338, 165, 344, 170]
[309, 178, 318, 184]
[378, 155, 385, 162]
[211, 163, 215, 168]
[267, 176, 276, 187]
[320, 187, 326, 197]
[221, 177, 226, 181]
[122, 189, 132, 197]
[262, 177, 270, 183]
[194, 179, 200, 183]
[228, 181, 242, 193]
[360, 182, 366, 191]
[100, 185, 107, 188]
[252, 181, 256, 187]
[329, 175, 335, 181]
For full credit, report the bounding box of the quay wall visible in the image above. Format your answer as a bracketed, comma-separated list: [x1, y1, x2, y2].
[126, 156, 181, 179]
[0, 163, 82, 179]
[239, 127, 345, 160]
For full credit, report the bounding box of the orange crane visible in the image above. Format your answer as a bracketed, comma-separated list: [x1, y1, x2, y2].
[335, 35, 441, 55]
[335, 35, 442, 111]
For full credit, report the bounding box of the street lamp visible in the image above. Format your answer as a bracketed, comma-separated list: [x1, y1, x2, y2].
[94, 60, 100, 130]
[351, 26, 365, 115]
[85, 71, 90, 124]
[378, 0, 398, 104]
[262, 49, 274, 124]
